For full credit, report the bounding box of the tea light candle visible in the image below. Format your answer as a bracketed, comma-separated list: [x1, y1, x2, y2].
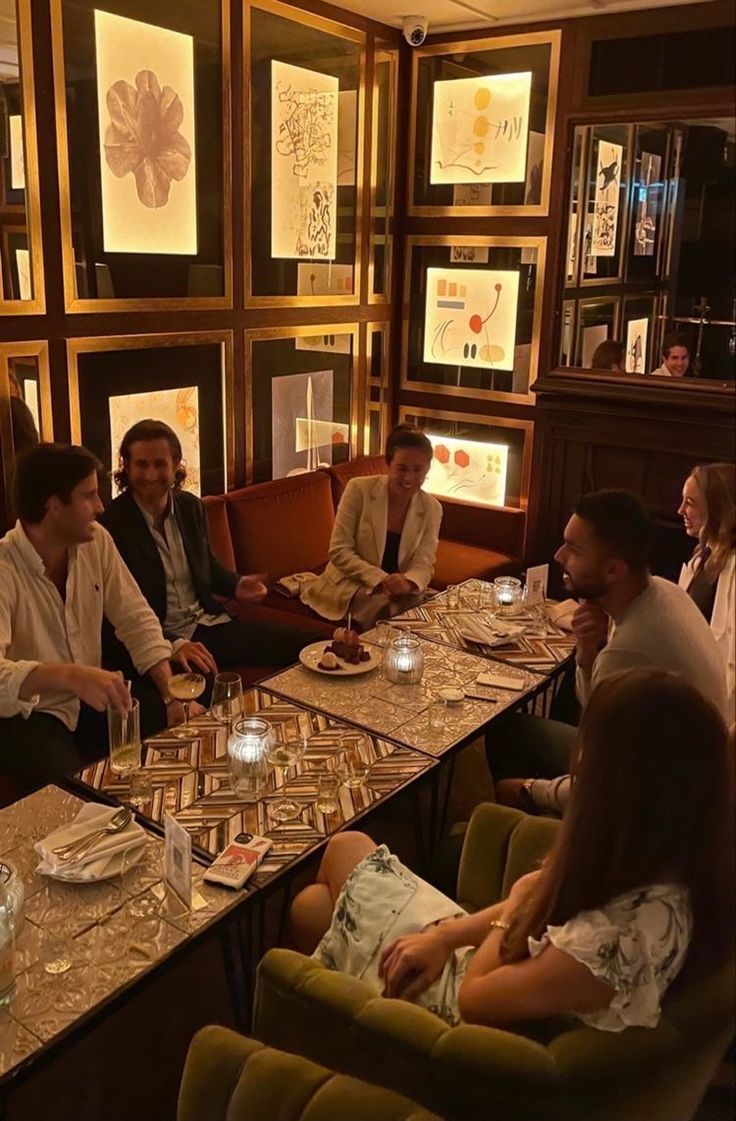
[383, 635, 425, 685]
[494, 576, 522, 615]
[227, 718, 270, 801]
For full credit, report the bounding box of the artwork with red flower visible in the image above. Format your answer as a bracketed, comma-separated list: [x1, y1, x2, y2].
[423, 266, 520, 371]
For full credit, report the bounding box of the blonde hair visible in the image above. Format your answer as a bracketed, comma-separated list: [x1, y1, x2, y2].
[691, 463, 735, 578]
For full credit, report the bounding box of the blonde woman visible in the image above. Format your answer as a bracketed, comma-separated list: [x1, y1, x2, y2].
[678, 462, 735, 715]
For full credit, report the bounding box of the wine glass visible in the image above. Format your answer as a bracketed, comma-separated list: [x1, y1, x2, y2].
[211, 672, 243, 730]
[265, 737, 306, 823]
[336, 734, 370, 789]
[168, 673, 206, 739]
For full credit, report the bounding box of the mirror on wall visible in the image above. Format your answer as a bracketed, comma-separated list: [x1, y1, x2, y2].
[559, 116, 735, 382]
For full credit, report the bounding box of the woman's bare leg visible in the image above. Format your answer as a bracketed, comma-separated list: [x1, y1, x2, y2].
[290, 832, 377, 954]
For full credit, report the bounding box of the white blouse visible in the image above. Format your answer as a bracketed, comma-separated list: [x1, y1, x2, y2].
[529, 882, 692, 1031]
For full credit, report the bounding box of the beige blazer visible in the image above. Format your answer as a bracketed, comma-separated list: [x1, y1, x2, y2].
[301, 475, 442, 622]
[679, 550, 735, 718]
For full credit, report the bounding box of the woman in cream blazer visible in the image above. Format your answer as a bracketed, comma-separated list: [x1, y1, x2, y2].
[678, 463, 735, 716]
[302, 427, 442, 626]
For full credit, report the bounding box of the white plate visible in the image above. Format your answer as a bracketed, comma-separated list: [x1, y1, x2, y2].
[299, 640, 380, 677]
[43, 840, 146, 884]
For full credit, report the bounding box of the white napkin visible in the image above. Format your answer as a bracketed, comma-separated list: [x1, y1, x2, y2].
[35, 804, 146, 882]
[546, 599, 578, 632]
[458, 617, 525, 646]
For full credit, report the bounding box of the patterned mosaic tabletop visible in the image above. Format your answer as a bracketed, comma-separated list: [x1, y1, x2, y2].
[74, 689, 436, 879]
[262, 634, 546, 758]
[392, 581, 576, 675]
[0, 785, 236, 1081]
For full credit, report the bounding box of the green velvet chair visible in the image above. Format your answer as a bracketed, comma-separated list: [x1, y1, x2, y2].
[254, 803, 735, 1121]
[177, 1026, 441, 1121]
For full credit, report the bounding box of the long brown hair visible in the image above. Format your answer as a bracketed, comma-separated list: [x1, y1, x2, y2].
[501, 670, 734, 979]
[691, 462, 735, 579]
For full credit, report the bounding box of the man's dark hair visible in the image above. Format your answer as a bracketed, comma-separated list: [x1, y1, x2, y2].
[574, 489, 653, 573]
[113, 419, 187, 493]
[384, 423, 433, 464]
[661, 331, 691, 359]
[13, 443, 102, 524]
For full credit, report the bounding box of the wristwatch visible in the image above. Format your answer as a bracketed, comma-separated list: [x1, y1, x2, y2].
[517, 779, 537, 814]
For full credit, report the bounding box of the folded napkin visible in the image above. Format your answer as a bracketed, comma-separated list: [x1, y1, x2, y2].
[458, 617, 525, 647]
[35, 803, 146, 882]
[545, 599, 578, 632]
[275, 572, 318, 598]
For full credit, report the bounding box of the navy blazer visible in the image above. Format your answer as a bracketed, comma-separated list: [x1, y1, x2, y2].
[100, 488, 239, 634]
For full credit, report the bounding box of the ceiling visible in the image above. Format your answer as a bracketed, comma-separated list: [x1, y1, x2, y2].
[333, 0, 714, 34]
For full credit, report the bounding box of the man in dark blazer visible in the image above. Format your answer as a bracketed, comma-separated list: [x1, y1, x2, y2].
[100, 419, 311, 675]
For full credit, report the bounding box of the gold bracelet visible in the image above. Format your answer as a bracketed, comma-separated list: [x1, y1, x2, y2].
[489, 919, 509, 932]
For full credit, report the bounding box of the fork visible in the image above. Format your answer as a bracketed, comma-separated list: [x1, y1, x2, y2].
[52, 807, 132, 862]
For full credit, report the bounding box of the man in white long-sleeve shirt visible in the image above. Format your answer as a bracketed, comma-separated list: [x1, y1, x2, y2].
[0, 443, 190, 792]
[488, 490, 726, 814]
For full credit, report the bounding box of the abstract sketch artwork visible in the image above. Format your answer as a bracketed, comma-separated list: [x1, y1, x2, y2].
[109, 386, 201, 494]
[271, 61, 338, 260]
[430, 72, 532, 185]
[634, 152, 662, 257]
[452, 183, 492, 205]
[625, 317, 649, 374]
[423, 267, 520, 371]
[424, 434, 508, 508]
[591, 140, 622, 257]
[449, 245, 489, 264]
[94, 10, 197, 255]
[271, 369, 347, 478]
[9, 115, 24, 190]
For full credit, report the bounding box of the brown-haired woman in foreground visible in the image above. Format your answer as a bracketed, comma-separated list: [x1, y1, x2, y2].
[290, 670, 734, 1029]
[678, 462, 735, 715]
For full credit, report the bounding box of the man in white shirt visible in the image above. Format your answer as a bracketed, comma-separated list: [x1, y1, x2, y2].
[650, 331, 691, 378]
[488, 490, 726, 813]
[0, 443, 191, 792]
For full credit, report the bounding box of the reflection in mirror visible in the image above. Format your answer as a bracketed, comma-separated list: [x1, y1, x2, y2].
[0, 0, 33, 302]
[560, 117, 736, 381]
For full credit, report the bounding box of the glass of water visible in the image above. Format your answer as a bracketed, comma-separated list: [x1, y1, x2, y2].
[337, 735, 371, 789]
[211, 672, 243, 727]
[108, 697, 141, 777]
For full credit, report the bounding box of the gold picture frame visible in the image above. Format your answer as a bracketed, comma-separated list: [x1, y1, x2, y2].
[51, 0, 233, 312]
[245, 321, 360, 483]
[244, 0, 366, 308]
[0, 0, 45, 315]
[0, 340, 51, 521]
[574, 296, 622, 368]
[407, 30, 561, 219]
[401, 234, 547, 406]
[67, 332, 235, 491]
[398, 404, 535, 528]
[364, 321, 390, 454]
[368, 44, 398, 306]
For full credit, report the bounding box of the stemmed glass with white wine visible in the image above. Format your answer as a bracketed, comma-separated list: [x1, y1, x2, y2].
[168, 673, 206, 738]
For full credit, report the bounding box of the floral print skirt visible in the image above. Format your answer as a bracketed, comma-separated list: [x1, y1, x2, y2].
[312, 844, 473, 1025]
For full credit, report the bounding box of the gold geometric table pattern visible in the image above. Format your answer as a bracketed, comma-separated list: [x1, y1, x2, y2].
[392, 582, 576, 674]
[74, 689, 436, 884]
[262, 636, 546, 758]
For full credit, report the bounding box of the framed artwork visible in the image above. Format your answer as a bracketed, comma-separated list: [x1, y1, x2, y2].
[246, 324, 357, 484]
[424, 433, 509, 508]
[399, 406, 533, 513]
[403, 235, 546, 404]
[67, 333, 233, 498]
[94, 11, 197, 256]
[626, 123, 670, 284]
[582, 324, 609, 367]
[575, 298, 620, 367]
[409, 31, 560, 217]
[271, 60, 338, 260]
[591, 139, 623, 257]
[51, 0, 228, 309]
[271, 369, 349, 478]
[429, 71, 532, 185]
[109, 387, 201, 494]
[423, 267, 520, 371]
[633, 151, 662, 257]
[625, 317, 649, 374]
[296, 263, 353, 296]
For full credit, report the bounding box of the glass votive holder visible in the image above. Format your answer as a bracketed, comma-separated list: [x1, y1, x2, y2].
[382, 635, 425, 685]
[493, 576, 523, 617]
[227, 717, 271, 802]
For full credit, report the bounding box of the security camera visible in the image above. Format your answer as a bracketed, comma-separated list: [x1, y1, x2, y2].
[402, 16, 428, 47]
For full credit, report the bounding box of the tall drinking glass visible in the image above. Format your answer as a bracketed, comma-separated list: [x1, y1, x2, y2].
[108, 698, 141, 777]
[211, 672, 243, 728]
[265, 737, 306, 822]
[168, 673, 206, 738]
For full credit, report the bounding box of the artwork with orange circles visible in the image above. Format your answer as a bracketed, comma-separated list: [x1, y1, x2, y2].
[423, 267, 520, 371]
[430, 72, 532, 185]
[109, 386, 201, 494]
